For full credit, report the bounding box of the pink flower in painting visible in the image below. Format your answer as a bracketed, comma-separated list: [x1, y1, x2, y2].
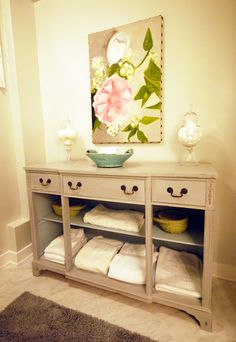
[93, 76, 133, 125]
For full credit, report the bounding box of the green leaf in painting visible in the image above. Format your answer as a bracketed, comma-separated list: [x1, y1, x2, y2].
[134, 85, 151, 107]
[144, 77, 161, 97]
[93, 117, 101, 131]
[143, 28, 153, 51]
[144, 60, 161, 96]
[106, 63, 120, 77]
[134, 85, 148, 100]
[145, 59, 161, 81]
[137, 129, 148, 142]
[140, 116, 159, 125]
[141, 92, 151, 107]
[145, 102, 162, 110]
[122, 124, 132, 132]
[128, 127, 138, 141]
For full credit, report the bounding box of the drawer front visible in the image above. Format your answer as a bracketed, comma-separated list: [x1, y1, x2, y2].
[63, 176, 145, 203]
[30, 173, 60, 193]
[152, 179, 206, 206]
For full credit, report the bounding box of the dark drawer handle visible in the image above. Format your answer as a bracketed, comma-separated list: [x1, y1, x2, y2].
[167, 187, 188, 198]
[67, 181, 82, 190]
[39, 178, 51, 186]
[121, 185, 139, 195]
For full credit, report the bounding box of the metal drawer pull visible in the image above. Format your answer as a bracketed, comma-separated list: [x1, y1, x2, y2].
[39, 178, 51, 186]
[167, 187, 188, 198]
[121, 185, 139, 195]
[67, 181, 82, 190]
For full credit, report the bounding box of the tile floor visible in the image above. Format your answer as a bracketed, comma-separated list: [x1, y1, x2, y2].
[1, 258, 236, 342]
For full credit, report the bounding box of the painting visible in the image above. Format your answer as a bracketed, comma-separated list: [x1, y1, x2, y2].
[0, 42, 5, 89]
[88, 15, 163, 144]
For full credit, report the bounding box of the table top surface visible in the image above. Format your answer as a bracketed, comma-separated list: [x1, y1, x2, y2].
[25, 160, 218, 179]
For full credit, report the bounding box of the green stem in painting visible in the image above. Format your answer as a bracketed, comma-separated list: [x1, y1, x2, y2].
[135, 50, 150, 70]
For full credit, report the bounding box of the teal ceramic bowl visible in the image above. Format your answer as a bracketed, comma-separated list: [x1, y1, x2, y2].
[86, 149, 134, 168]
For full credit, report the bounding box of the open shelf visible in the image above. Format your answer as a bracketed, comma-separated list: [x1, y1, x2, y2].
[152, 289, 202, 309]
[32, 257, 65, 275]
[66, 267, 150, 302]
[44, 212, 63, 223]
[44, 211, 146, 239]
[152, 223, 204, 247]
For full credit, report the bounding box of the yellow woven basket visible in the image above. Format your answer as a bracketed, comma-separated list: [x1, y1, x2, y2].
[52, 202, 86, 218]
[153, 209, 188, 234]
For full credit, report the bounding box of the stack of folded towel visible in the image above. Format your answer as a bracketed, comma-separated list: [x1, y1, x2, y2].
[108, 242, 158, 285]
[74, 235, 123, 275]
[155, 246, 202, 298]
[44, 228, 87, 264]
[83, 204, 144, 233]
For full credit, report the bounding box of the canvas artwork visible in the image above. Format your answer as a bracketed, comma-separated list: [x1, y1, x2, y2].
[88, 15, 163, 144]
[0, 42, 5, 89]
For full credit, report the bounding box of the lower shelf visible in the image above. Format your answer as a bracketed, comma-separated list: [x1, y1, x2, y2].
[32, 258, 65, 276]
[31, 261, 212, 331]
[66, 267, 150, 303]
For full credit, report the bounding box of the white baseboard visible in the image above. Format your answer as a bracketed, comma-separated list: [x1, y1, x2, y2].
[0, 243, 32, 269]
[213, 262, 236, 282]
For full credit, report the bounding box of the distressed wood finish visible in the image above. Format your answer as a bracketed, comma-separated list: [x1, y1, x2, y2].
[25, 160, 217, 331]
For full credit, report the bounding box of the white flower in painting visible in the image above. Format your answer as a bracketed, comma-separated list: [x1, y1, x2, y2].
[130, 115, 140, 128]
[119, 61, 135, 80]
[106, 122, 120, 136]
[92, 77, 103, 90]
[123, 48, 133, 61]
[91, 56, 106, 91]
[91, 56, 105, 70]
[106, 32, 130, 65]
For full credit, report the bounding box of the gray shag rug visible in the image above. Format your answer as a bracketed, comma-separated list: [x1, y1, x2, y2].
[0, 292, 157, 341]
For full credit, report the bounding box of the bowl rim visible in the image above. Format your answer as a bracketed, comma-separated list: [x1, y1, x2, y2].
[52, 203, 86, 210]
[154, 209, 188, 222]
[86, 148, 133, 156]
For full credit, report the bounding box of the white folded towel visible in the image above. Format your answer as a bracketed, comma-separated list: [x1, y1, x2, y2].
[74, 235, 123, 275]
[120, 242, 155, 257]
[108, 254, 147, 284]
[44, 228, 87, 264]
[155, 246, 202, 298]
[83, 204, 144, 232]
[108, 242, 158, 285]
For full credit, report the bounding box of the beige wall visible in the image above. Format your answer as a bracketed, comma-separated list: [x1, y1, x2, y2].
[0, 0, 21, 255]
[0, 87, 21, 254]
[0, 0, 235, 277]
[34, 0, 236, 274]
[0, 0, 45, 260]
[10, 0, 46, 166]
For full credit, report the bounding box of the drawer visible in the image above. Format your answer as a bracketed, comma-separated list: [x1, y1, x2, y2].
[30, 173, 60, 193]
[152, 179, 206, 206]
[63, 176, 145, 203]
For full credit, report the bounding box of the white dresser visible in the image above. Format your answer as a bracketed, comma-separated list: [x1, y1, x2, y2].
[25, 160, 217, 331]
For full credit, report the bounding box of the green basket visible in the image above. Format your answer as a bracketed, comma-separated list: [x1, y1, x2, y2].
[153, 209, 188, 234]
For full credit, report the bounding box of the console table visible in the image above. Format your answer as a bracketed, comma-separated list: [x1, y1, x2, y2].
[25, 160, 217, 331]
